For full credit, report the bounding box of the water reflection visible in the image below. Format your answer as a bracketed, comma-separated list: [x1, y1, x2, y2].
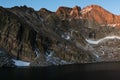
[1, 62, 120, 80]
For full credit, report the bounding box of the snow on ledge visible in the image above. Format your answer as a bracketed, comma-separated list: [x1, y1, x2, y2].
[101, 24, 120, 27]
[86, 36, 120, 44]
[12, 59, 30, 66]
[61, 34, 71, 40]
[81, 7, 92, 14]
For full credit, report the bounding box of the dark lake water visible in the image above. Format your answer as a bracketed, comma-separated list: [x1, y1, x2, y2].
[1, 48, 120, 80]
[1, 62, 120, 80]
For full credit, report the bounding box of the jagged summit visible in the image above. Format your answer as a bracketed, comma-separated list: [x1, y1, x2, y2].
[56, 6, 72, 12]
[1, 4, 120, 67]
[55, 6, 72, 19]
[81, 4, 120, 25]
[70, 6, 81, 19]
[55, 4, 120, 24]
[81, 4, 116, 16]
[39, 8, 53, 13]
[38, 8, 54, 18]
[55, 6, 82, 19]
[10, 5, 35, 11]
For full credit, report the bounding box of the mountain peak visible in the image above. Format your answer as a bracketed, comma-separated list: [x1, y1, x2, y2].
[81, 4, 120, 25]
[69, 6, 81, 19]
[56, 6, 72, 19]
[39, 8, 53, 14]
[81, 4, 108, 14]
[81, 4, 114, 15]
[56, 6, 72, 14]
[89, 4, 102, 8]
[73, 5, 81, 10]
[38, 8, 53, 18]
[84, 4, 103, 9]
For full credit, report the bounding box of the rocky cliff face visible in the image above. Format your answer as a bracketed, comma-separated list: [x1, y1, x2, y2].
[0, 48, 15, 67]
[0, 6, 36, 62]
[70, 6, 81, 19]
[0, 4, 120, 67]
[56, 6, 82, 19]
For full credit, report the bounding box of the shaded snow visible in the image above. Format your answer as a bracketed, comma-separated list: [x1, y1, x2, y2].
[46, 51, 72, 65]
[46, 56, 72, 65]
[61, 33, 71, 40]
[46, 50, 54, 57]
[12, 59, 30, 66]
[86, 36, 120, 44]
[65, 35, 70, 40]
[86, 39, 99, 44]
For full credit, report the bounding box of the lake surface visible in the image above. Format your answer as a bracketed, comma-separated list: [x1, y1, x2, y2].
[1, 62, 120, 80]
[1, 48, 120, 80]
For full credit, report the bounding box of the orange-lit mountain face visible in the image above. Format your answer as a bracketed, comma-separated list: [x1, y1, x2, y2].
[1, 5, 120, 67]
[81, 5, 120, 26]
[56, 6, 82, 19]
[56, 4, 120, 27]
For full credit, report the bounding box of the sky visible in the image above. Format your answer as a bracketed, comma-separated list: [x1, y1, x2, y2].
[0, 0, 120, 15]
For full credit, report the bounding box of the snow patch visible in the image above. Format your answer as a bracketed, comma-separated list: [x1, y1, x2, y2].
[80, 16, 82, 19]
[65, 35, 70, 40]
[101, 24, 120, 27]
[86, 39, 99, 44]
[12, 59, 30, 66]
[61, 32, 71, 40]
[81, 7, 92, 14]
[46, 50, 72, 65]
[86, 36, 120, 44]
[46, 50, 54, 57]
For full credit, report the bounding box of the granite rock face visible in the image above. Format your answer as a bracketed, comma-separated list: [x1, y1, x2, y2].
[1, 4, 120, 66]
[0, 48, 15, 67]
[0, 6, 36, 61]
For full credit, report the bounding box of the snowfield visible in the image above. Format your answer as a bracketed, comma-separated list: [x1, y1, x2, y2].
[86, 36, 120, 44]
[12, 59, 30, 66]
